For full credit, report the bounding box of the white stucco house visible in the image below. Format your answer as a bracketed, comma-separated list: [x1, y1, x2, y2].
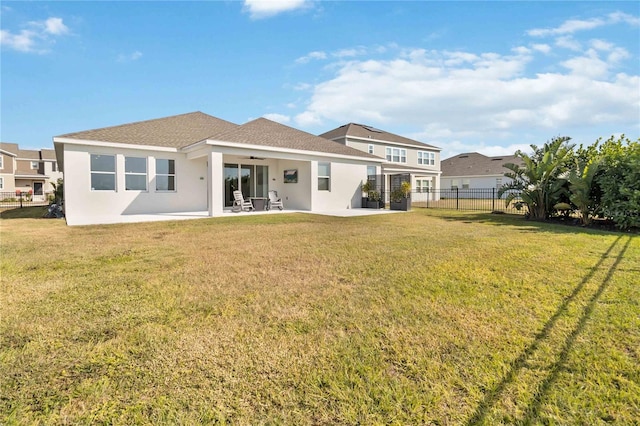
[319, 123, 441, 203]
[53, 112, 384, 226]
[440, 152, 523, 191]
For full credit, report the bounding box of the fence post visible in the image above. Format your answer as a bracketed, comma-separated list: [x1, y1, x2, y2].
[426, 188, 429, 208]
[456, 187, 459, 210]
[492, 188, 495, 211]
[19, 193, 23, 208]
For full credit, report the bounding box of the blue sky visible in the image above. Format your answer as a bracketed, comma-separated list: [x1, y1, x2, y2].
[1, 1, 638, 159]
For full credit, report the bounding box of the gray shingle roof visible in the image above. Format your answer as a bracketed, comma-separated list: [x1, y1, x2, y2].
[319, 123, 440, 150]
[441, 152, 523, 177]
[211, 118, 381, 159]
[56, 111, 238, 148]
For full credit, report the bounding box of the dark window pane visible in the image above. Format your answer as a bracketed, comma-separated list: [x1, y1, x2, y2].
[156, 159, 175, 175]
[91, 155, 115, 172]
[126, 174, 147, 191]
[125, 157, 147, 173]
[91, 173, 115, 190]
[318, 177, 329, 191]
[156, 175, 175, 191]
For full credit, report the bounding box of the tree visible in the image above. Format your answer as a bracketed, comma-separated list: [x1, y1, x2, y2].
[568, 150, 601, 226]
[499, 136, 574, 220]
[597, 135, 640, 230]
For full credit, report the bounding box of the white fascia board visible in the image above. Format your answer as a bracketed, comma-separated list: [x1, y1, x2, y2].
[347, 136, 442, 151]
[14, 174, 49, 179]
[383, 168, 442, 175]
[52, 137, 179, 153]
[203, 139, 386, 163]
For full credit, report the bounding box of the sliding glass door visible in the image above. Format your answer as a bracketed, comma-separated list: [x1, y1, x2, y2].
[224, 163, 269, 207]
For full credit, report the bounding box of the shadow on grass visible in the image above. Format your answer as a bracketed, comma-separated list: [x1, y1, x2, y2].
[419, 208, 627, 236]
[465, 235, 632, 425]
[0, 206, 49, 219]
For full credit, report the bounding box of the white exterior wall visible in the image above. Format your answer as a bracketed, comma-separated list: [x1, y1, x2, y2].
[312, 159, 367, 210]
[441, 175, 511, 190]
[275, 159, 312, 210]
[345, 137, 440, 171]
[63, 144, 207, 226]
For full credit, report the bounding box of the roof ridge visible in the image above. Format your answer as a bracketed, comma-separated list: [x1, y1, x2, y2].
[59, 111, 219, 137]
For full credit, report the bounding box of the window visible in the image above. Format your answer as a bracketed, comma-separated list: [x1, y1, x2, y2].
[125, 157, 147, 191]
[0, 177, 3, 190]
[52, 162, 57, 172]
[416, 179, 431, 193]
[451, 179, 459, 190]
[368, 144, 374, 154]
[418, 151, 435, 166]
[385, 147, 407, 163]
[367, 165, 376, 178]
[318, 162, 330, 191]
[496, 178, 503, 189]
[462, 179, 470, 190]
[90, 154, 116, 191]
[0, 156, 3, 169]
[31, 161, 39, 170]
[156, 159, 175, 191]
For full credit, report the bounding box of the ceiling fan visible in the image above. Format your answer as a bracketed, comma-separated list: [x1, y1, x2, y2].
[242, 156, 265, 160]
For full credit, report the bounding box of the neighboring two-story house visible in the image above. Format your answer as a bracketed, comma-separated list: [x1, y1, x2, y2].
[0, 142, 63, 201]
[440, 152, 522, 191]
[319, 123, 441, 202]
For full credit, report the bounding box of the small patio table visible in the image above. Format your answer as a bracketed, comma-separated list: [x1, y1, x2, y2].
[251, 197, 268, 211]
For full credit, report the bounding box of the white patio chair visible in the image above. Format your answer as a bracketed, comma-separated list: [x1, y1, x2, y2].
[268, 190, 284, 210]
[232, 190, 254, 212]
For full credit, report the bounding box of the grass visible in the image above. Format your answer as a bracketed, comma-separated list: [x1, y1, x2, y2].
[1, 210, 638, 424]
[0, 206, 49, 219]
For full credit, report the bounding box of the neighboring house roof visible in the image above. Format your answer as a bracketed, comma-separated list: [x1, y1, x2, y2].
[441, 152, 522, 177]
[56, 111, 239, 148]
[319, 123, 440, 150]
[40, 149, 57, 160]
[0, 143, 19, 157]
[210, 118, 381, 160]
[18, 149, 41, 160]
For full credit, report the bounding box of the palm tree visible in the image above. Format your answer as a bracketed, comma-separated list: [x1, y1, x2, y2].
[569, 154, 601, 226]
[499, 137, 574, 220]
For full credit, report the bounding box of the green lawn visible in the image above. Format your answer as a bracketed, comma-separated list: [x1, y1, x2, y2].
[1, 210, 638, 425]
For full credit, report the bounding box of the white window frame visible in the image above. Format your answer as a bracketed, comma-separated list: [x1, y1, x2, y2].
[496, 178, 503, 189]
[31, 161, 39, 170]
[155, 159, 176, 192]
[318, 162, 331, 191]
[385, 147, 407, 163]
[462, 179, 470, 190]
[416, 179, 431, 193]
[125, 156, 148, 191]
[90, 154, 116, 191]
[418, 151, 435, 166]
[451, 179, 459, 190]
[368, 144, 374, 154]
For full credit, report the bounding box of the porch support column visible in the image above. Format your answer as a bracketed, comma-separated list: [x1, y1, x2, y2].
[309, 160, 318, 211]
[208, 151, 223, 216]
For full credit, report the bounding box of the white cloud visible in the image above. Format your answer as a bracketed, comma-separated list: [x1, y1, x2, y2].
[243, 0, 311, 19]
[263, 113, 291, 124]
[293, 47, 639, 147]
[295, 50, 326, 64]
[0, 16, 69, 53]
[531, 44, 551, 54]
[42, 17, 69, 35]
[555, 36, 581, 51]
[117, 51, 143, 62]
[332, 47, 367, 58]
[527, 11, 639, 37]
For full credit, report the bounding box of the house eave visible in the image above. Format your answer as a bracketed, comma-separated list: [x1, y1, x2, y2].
[346, 135, 442, 151]
[53, 137, 180, 153]
[203, 139, 386, 163]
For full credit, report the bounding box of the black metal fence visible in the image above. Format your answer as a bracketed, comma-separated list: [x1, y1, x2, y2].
[0, 191, 53, 209]
[411, 188, 524, 214]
